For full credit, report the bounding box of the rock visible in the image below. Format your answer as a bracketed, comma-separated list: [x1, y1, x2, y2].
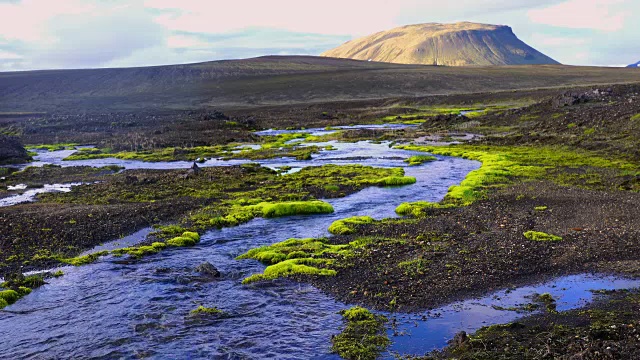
[124, 175, 139, 184]
[191, 162, 201, 175]
[450, 331, 469, 348]
[0, 136, 30, 165]
[195, 262, 221, 278]
[552, 89, 612, 108]
[181, 162, 202, 179]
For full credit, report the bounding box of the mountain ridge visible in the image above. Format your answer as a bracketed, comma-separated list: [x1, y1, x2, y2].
[322, 22, 559, 66]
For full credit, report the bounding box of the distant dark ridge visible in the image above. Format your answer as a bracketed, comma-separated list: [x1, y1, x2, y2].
[3, 55, 640, 112]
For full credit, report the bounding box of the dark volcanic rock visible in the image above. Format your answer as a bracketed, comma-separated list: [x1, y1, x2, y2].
[552, 89, 612, 108]
[195, 262, 221, 278]
[0, 135, 30, 165]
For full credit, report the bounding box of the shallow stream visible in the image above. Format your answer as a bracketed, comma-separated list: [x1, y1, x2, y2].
[2, 133, 638, 358]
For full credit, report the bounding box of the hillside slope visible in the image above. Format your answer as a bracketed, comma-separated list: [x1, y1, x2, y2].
[3, 56, 640, 112]
[322, 22, 558, 66]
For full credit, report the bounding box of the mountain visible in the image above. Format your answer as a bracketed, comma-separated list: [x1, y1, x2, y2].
[627, 61, 640, 68]
[321, 22, 559, 66]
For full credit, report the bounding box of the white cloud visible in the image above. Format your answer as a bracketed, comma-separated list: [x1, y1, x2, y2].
[530, 34, 589, 47]
[167, 35, 210, 49]
[0, 0, 94, 42]
[528, 0, 628, 32]
[0, 50, 22, 59]
[145, 0, 402, 36]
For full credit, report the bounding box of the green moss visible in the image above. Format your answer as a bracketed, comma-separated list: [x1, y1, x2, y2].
[631, 114, 640, 121]
[238, 237, 380, 283]
[324, 184, 340, 192]
[394, 144, 638, 215]
[242, 258, 336, 284]
[328, 216, 375, 235]
[59, 251, 110, 266]
[371, 176, 416, 186]
[189, 305, 224, 316]
[53, 270, 64, 278]
[567, 123, 577, 128]
[395, 201, 455, 217]
[534, 206, 548, 211]
[331, 306, 390, 360]
[404, 155, 437, 166]
[260, 201, 334, 218]
[0, 290, 20, 306]
[152, 224, 187, 238]
[524, 231, 562, 242]
[167, 236, 197, 247]
[17, 287, 31, 296]
[181, 231, 200, 241]
[112, 242, 167, 258]
[398, 258, 432, 277]
[537, 293, 558, 312]
[26, 143, 78, 152]
[583, 127, 596, 135]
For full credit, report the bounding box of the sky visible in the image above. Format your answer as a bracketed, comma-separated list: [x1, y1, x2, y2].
[0, 0, 637, 71]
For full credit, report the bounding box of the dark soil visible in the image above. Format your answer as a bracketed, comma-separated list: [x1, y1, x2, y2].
[0, 200, 196, 275]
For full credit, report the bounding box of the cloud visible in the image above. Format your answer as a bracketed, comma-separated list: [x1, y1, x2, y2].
[0, 50, 22, 60]
[529, 34, 590, 47]
[528, 0, 628, 32]
[144, 0, 402, 36]
[0, 0, 165, 70]
[0, 0, 639, 70]
[108, 28, 349, 68]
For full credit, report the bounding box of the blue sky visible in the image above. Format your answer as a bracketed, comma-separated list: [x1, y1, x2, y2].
[0, 0, 637, 71]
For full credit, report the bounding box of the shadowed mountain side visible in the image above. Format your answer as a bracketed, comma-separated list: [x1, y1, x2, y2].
[2, 56, 640, 112]
[322, 22, 558, 66]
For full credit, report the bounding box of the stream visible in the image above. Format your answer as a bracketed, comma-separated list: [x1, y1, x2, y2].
[2, 131, 639, 359]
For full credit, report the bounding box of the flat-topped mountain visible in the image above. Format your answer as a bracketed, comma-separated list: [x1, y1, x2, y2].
[322, 22, 559, 66]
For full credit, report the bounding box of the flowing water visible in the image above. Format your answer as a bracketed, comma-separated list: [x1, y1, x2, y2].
[0, 183, 80, 207]
[2, 134, 638, 359]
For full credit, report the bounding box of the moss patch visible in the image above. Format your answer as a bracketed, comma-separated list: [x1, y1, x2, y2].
[261, 201, 334, 218]
[189, 305, 225, 316]
[237, 237, 379, 284]
[331, 306, 390, 360]
[59, 251, 110, 266]
[524, 231, 562, 242]
[328, 216, 375, 235]
[404, 155, 437, 166]
[394, 144, 638, 215]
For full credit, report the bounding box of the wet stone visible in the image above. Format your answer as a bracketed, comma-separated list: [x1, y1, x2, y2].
[195, 262, 221, 278]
